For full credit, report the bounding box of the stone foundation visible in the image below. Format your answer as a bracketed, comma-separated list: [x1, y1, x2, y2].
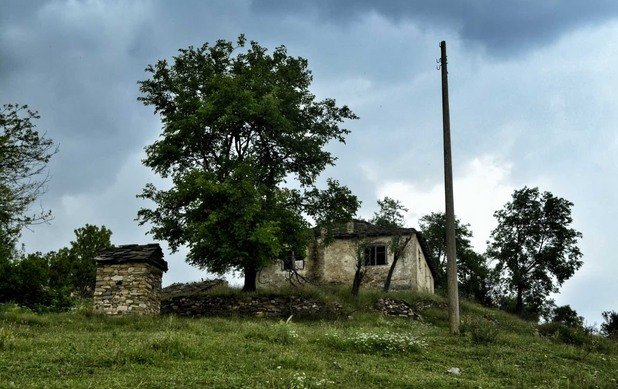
[93, 263, 163, 315]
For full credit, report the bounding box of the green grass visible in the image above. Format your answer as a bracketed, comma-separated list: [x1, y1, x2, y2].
[0, 292, 617, 388]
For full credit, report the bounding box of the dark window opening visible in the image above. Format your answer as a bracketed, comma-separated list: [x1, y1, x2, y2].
[364, 245, 387, 266]
[281, 251, 304, 271]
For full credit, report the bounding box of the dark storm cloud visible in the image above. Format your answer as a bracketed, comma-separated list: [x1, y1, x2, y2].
[252, 0, 618, 56]
[0, 1, 157, 195]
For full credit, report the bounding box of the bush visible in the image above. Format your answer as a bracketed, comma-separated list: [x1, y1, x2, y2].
[0, 327, 16, 350]
[272, 322, 298, 345]
[538, 322, 589, 346]
[461, 317, 499, 345]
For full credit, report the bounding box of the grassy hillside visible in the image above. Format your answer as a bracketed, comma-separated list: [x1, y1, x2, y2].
[0, 288, 616, 388]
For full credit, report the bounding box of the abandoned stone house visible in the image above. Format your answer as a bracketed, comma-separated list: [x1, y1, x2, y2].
[259, 219, 436, 293]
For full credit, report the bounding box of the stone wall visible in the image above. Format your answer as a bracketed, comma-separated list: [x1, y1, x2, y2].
[93, 263, 163, 315]
[161, 294, 343, 319]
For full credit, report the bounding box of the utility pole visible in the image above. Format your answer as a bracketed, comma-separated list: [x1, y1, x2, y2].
[439, 40, 460, 334]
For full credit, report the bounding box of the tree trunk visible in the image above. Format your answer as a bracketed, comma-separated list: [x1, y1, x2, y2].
[383, 254, 398, 292]
[515, 285, 524, 315]
[242, 265, 258, 292]
[352, 263, 364, 297]
[383, 236, 412, 292]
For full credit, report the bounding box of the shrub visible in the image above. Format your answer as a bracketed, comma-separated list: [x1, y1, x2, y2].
[0, 327, 16, 350]
[272, 322, 298, 345]
[461, 317, 499, 345]
[538, 322, 589, 346]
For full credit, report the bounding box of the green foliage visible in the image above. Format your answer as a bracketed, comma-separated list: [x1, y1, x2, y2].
[461, 317, 499, 345]
[0, 104, 56, 256]
[418, 212, 492, 303]
[487, 187, 583, 317]
[538, 322, 591, 346]
[549, 305, 584, 328]
[48, 224, 112, 298]
[601, 311, 618, 340]
[0, 224, 111, 310]
[0, 327, 16, 350]
[371, 197, 407, 228]
[137, 35, 359, 291]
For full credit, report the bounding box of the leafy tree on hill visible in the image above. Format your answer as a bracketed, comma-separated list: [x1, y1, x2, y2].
[418, 212, 492, 303]
[48, 224, 112, 298]
[487, 187, 583, 317]
[0, 104, 57, 261]
[549, 304, 584, 328]
[601, 311, 618, 340]
[137, 35, 359, 291]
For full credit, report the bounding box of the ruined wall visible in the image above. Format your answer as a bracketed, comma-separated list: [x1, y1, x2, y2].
[93, 263, 163, 315]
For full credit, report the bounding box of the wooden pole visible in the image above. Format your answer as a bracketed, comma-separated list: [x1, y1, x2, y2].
[439, 40, 460, 334]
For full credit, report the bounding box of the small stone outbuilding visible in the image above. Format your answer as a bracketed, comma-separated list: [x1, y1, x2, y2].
[93, 243, 168, 315]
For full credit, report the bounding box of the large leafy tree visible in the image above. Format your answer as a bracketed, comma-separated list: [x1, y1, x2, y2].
[418, 212, 491, 303]
[137, 36, 359, 291]
[487, 187, 583, 316]
[0, 104, 56, 259]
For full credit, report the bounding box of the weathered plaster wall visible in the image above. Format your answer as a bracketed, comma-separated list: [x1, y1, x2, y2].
[93, 263, 163, 315]
[258, 247, 315, 288]
[413, 236, 434, 293]
[321, 236, 413, 290]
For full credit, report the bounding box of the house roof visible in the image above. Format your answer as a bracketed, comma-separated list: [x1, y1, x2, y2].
[323, 219, 438, 280]
[330, 219, 417, 238]
[95, 243, 168, 272]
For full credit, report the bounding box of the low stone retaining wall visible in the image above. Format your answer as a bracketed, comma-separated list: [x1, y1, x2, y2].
[161, 294, 344, 319]
[375, 298, 424, 320]
[159, 280, 424, 320]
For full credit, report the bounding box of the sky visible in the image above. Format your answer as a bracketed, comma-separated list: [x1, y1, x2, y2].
[1, 0, 617, 326]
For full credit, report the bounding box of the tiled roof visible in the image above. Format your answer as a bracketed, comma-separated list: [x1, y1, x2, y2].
[95, 243, 168, 272]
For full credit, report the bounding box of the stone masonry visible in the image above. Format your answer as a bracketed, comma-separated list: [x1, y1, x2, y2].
[93, 244, 168, 316]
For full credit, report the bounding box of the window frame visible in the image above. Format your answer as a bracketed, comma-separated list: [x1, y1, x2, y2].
[281, 251, 305, 271]
[364, 245, 387, 266]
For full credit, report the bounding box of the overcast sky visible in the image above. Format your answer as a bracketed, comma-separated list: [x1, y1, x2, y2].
[1, 0, 616, 325]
